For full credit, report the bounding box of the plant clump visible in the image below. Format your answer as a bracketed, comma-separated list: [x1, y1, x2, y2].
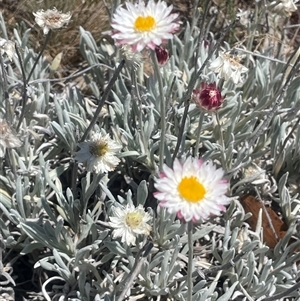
[0, 0, 300, 300]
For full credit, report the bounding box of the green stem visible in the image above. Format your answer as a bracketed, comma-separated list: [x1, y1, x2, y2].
[151, 51, 166, 171]
[216, 112, 226, 169]
[191, 0, 200, 35]
[132, 68, 147, 152]
[187, 221, 194, 301]
[194, 111, 204, 157]
[80, 59, 125, 143]
[245, 1, 258, 66]
[0, 52, 11, 123]
[27, 30, 51, 82]
[172, 103, 189, 162]
[7, 149, 17, 179]
[15, 44, 28, 132]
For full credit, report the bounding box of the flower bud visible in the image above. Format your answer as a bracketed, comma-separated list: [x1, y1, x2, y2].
[192, 82, 225, 111]
[155, 46, 169, 65]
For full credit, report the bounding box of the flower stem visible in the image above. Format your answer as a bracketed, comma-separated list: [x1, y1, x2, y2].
[216, 112, 226, 169]
[132, 68, 147, 153]
[194, 111, 204, 157]
[151, 51, 166, 171]
[80, 59, 125, 142]
[27, 30, 51, 82]
[7, 149, 17, 179]
[15, 44, 28, 132]
[172, 98, 191, 162]
[187, 220, 194, 301]
[0, 51, 11, 123]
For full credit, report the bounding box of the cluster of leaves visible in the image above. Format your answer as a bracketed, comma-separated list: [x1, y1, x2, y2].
[0, 0, 300, 300]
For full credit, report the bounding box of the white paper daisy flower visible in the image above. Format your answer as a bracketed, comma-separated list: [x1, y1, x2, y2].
[154, 157, 231, 222]
[111, 0, 179, 52]
[209, 53, 248, 85]
[109, 204, 152, 246]
[33, 7, 71, 35]
[75, 133, 122, 173]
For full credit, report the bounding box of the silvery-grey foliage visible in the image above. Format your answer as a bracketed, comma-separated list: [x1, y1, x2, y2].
[0, 0, 300, 300]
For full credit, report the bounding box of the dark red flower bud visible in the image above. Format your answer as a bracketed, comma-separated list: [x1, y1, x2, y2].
[192, 82, 225, 111]
[155, 46, 169, 65]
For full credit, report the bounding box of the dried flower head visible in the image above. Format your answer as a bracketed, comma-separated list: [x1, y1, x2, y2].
[272, 0, 297, 17]
[154, 157, 231, 222]
[0, 120, 22, 157]
[209, 52, 248, 84]
[121, 45, 143, 69]
[192, 82, 225, 111]
[33, 7, 71, 35]
[111, 0, 179, 52]
[237, 9, 252, 27]
[0, 38, 16, 61]
[75, 132, 122, 173]
[243, 163, 268, 185]
[109, 204, 152, 246]
[155, 46, 169, 65]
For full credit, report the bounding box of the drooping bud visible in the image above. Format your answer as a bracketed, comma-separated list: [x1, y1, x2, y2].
[155, 46, 169, 65]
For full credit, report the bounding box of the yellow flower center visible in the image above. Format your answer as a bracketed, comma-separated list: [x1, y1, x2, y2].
[126, 212, 142, 228]
[89, 141, 108, 157]
[178, 176, 206, 203]
[134, 16, 156, 32]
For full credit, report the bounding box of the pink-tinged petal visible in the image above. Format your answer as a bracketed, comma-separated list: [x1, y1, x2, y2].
[197, 158, 204, 167]
[110, 0, 179, 51]
[192, 216, 198, 223]
[153, 156, 231, 223]
[177, 210, 186, 221]
[220, 179, 228, 184]
[218, 205, 226, 211]
[147, 42, 156, 50]
[159, 171, 166, 178]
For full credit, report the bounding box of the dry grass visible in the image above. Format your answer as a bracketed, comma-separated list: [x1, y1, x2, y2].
[0, 0, 200, 69]
[1, 0, 110, 69]
[1, 0, 298, 72]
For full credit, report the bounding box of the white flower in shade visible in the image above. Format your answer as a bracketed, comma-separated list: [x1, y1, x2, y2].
[75, 133, 122, 173]
[209, 52, 248, 84]
[154, 157, 231, 222]
[111, 0, 179, 52]
[109, 204, 152, 246]
[0, 120, 22, 158]
[33, 8, 71, 35]
[273, 0, 297, 17]
[0, 38, 16, 61]
[121, 45, 143, 69]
